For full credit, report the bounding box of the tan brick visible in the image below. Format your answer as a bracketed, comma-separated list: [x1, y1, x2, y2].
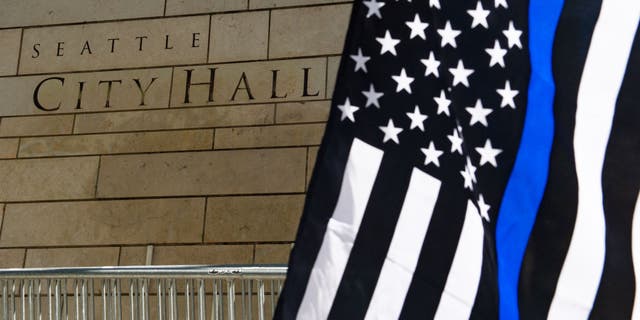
[0, 139, 19, 159]
[0, 249, 24, 268]
[0, 0, 164, 28]
[152, 245, 253, 265]
[171, 58, 326, 107]
[251, 0, 351, 9]
[0, 198, 205, 247]
[307, 146, 319, 186]
[165, 0, 247, 15]
[25, 247, 119, 267]
[20, 16, 208, 74]
[254, 244, 292, 264]
[120, 246, 148, 266]
[205, 195, 304, 242]
[0, 157, 98, 202]
[210, 11, 269, 63]
[0, 115, 74, 137]
[269, 5, 351, 58]
[214, 124, 325, 149]
[74, 104, 274, 134]
[0, 29, 21, 76]
[276, 100, 330, 123]
[327, 56, 341, 97]
[97, 148, 306, 198]
[0, 68, 172, 117]
[19, 129, 213, 158]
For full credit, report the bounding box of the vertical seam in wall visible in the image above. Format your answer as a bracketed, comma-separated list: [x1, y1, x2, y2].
[117, 247, 122, 266]
[94, 156, 102, 198]
[206, 15, 212, 63]
[15, 28, 24, 75]
[163, 0, 168, 16]
[324, 57, 329, 99]
[252, 244, 256, 264]
[247, 0, 250, 10]
[305, 147, 310, 192]
[167, 67, 175, 108]
[15, 137, 21, 158]
[273, 103, 277, 124]
[201, 197, 208, 243]
[211, 129, 216, 149]
[0, 204, 5, 242]
[71, 114, 78, 134]
[267, 10, 272, 60]
[22, 248, 27, 268]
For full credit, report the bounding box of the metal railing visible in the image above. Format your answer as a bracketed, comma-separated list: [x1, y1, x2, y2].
[0, 265, 287, 320]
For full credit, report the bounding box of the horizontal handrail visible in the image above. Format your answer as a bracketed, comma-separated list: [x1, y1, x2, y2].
[0, 265, 288, 279]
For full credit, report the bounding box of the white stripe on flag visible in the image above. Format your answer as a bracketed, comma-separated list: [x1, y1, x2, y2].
[296, 138, 383, 320]
[548, 2, 640, 318]
[434, 200, 484, 320]
[364, 168, 442, 320]
[631, 192, 640, 320]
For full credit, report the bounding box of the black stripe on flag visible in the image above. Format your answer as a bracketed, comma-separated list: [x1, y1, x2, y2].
[327, 154, 414, 319]
[398, 181, 469, 319]
[589, 24, 640, 319]
[518, 0, 602, 318]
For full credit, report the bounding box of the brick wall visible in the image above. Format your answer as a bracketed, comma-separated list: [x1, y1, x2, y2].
[0, 0, 351, 268]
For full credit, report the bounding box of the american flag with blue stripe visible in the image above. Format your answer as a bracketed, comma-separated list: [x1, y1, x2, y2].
[275, 0, 640, 319]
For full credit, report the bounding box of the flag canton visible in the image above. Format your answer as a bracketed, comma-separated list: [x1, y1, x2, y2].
[330, 0, 530, 223]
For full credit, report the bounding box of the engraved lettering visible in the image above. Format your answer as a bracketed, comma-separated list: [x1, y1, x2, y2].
[98, 80, 122, 108]
[183, 68, 217, 104]
[302, 67, 320, 97]
[75, 81, 85, 110]
[32, 43, 40, 58]
[56, 42, 64, 57]
[133, 77, 158, 106]
[108, 38, 119, 53]
[135, 36, 148, 51]
[33, 77, 64, 111]
[80, 41, 93, 55]
[230, 72, 255, 101]
[164, 35, 173, 50]
[271, 69, 287, 99]
[192, 32, 200, 48]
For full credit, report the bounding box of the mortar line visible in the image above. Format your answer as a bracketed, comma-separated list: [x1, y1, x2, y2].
[201, 197, 208, 243]
[15, 28, 24, 75]
[0, 2, 354, 31]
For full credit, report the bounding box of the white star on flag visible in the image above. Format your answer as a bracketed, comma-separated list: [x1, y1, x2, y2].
[437, 21, 461, 48]
[337, 98, 359, 122]
[392, 68, 415, 93]
[350, 48, 370, 73]
[376, 30, 401, 55]
[405, 14, 429, 40]
[430, 0, 441, 9]
[434, 90, 452, 116]
[503, 21, 523, 49]
[447, 128, 464, 154]
[497, 80, 519, 108]
[485, 40, 508, 68]
[495, 0, 508, 9]
[467, 1, 490, 29]
[448, 60, 474, 87]
[362, 84, 384, 108]
[421, 141, 443, 167]
[475, 139, 503, 167]
[379, 119, 403, 144]
[477, 195, 491, 222]
[363, 0, 385, 19]
[466, 99, 493, 127]
[406, 106, 428, 131]
[421, 51, 441, 77]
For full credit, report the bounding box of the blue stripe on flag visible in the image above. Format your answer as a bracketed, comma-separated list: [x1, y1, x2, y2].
[495, 1, 564, 319]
